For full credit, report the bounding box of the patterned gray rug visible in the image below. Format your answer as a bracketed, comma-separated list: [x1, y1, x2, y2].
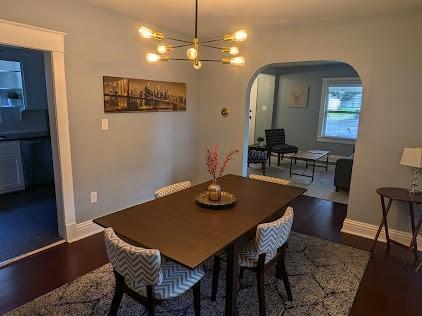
[248, 157, 349, 205]
[8, 232, 369, 316]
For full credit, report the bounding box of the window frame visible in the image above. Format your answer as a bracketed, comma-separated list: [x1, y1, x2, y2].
[317, 77, 362, 144]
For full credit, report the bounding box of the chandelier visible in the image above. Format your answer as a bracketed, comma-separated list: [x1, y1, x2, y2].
[138, 0, 247, 70]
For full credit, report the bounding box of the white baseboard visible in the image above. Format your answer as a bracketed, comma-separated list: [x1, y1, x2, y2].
[66, 220, 104, 243]
[341, 218, 422, 251]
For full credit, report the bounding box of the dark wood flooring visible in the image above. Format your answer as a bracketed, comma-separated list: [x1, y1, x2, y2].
[0, 184, 61, 262]
[0, 195, 421, 315]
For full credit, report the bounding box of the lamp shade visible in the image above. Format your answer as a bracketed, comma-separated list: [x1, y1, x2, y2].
[400, 147, 422, 168]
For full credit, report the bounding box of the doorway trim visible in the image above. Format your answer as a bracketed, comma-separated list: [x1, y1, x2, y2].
[0, 19, 77, 241]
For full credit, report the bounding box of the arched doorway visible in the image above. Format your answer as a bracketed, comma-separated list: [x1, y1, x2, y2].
[245, 61, 363, 204]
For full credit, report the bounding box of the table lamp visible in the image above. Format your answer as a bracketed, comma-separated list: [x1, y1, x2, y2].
[400, 147, 422, 194]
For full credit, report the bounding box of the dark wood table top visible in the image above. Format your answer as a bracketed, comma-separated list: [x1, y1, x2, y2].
[376, 187, 422, 204]
[94, 174, 306, 269]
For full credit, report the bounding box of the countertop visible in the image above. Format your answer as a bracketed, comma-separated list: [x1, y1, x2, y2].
[0, 131, 49, 141]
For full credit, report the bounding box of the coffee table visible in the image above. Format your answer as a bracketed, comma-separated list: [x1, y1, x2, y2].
[289, 150, 330, 182]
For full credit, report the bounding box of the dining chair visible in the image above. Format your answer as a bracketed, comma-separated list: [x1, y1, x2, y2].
[104, 228, 204, 316]
[154, 180, 192, 198]
[249, 174, 291, 185]
[211, 207, 294, 316]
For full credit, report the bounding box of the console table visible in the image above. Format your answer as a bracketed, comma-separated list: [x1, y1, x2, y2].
[373, 187, 422, 269]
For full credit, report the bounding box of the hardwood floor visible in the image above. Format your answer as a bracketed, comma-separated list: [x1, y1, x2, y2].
[0, 184, 61, 263]
[0, 195, 421, 315]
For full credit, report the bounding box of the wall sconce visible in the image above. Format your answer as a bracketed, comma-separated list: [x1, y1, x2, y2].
[221, 107, 229, 117]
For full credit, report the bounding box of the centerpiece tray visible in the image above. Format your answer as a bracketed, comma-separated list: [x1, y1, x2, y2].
[195, 191, 237, 209]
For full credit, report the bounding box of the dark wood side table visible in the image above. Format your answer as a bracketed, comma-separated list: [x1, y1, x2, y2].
[373, 187, 422, 268]
[248, 143, 267, 152]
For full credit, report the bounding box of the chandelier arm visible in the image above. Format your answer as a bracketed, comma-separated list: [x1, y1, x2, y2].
[201, 38, 223, 43]
[195, 0, 198, 38]
[173, 44, 193, 49]
[199, 43, 223, 50]
[200, 59, 221, 62]
[166, 37, 192, 44]
[171, 58, 191, 61]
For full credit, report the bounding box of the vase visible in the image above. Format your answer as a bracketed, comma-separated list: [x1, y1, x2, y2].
[208, 179, 221, 201]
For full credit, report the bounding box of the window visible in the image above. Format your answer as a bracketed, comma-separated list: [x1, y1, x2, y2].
[0, 60, 25, 108]
[317, 77, 362, 143]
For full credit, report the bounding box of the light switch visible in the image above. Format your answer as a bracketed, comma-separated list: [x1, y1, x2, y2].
[262, 106, 267, 111]
[101, 119, 109, 130]
[90, 191, 97, 204]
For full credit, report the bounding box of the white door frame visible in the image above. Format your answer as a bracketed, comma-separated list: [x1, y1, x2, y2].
[0, 19, 77, 241]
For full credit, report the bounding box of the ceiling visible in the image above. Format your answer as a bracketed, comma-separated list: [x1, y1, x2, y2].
[82, 0, 422, 37]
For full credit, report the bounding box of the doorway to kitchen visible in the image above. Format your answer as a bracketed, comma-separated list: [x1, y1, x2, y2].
[0, 44, 62, 265]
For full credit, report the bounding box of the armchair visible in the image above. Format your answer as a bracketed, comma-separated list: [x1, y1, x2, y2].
[265, 129, 298, 166]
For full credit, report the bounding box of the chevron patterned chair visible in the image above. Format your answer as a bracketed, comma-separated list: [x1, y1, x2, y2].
[211, 207, 294, 316]
[154, 180, 192, 198]
[249, 174, 291, 186]
[104, 228, 204, 316]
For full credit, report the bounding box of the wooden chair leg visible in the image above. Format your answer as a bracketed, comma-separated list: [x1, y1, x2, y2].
[276, 246, 293, 301]
[277, 153, 281, 166]
[262, 163, 266, 176]
[193, 281, 201, 316]
[268, 151, 271, 166]
[211, 256, 220, 301]
[147, 285, 155, 316]
[109, 274, 124, 316]
[256, 266, 266, 316]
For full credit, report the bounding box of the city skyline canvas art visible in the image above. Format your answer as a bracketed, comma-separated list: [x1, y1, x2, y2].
[103, 76, 186, 112]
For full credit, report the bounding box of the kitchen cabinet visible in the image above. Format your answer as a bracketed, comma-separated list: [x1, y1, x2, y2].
[0, 140, 25, 194]
[0, 46, 48, 111]
[21, 54, 48, 110]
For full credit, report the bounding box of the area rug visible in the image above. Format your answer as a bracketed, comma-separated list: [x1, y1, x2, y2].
[248, 157, 349, 204]
[7, 232, 369, 316]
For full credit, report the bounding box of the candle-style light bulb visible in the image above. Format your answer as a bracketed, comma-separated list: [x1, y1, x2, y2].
[186, 48, 198, 60]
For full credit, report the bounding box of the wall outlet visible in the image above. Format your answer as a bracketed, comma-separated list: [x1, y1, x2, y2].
[90, 191, 97, 204]
[101, 119, 109, 130]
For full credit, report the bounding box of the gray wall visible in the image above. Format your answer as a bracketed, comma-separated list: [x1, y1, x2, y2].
[273, 63, 358, 156]
[254, 74, 275, 142]
[0, 0, 200, 223]
[197, 9, 422, 233]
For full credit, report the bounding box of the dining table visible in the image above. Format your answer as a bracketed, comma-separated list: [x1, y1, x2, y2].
[94, 174, 306, 315]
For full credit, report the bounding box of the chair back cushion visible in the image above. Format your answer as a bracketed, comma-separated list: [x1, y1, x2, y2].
[104, 228, 162, 288]
[154, 180, 192, 198]
[255, 207, 294, 255]
[249, 174, 290, 185]
[265, 129, 286, 146]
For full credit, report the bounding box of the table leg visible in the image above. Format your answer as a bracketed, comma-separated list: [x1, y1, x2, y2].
[371, 197, 393, 253]
[381, 197, 391, 248]
[289, 157, 293, 178]
[326, 154, 329, 172]
[311, 160, 315, 182]
[225, 241, 240, 316]
[409, 202, 418, 256]
[406, 205, 422, 266]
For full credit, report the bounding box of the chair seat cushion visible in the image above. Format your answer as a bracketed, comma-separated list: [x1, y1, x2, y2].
[248, 150, 267, 164]
[131, 261, 204, 299]
[217, 239, 277, 268]
[270, 144, 298, 154]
